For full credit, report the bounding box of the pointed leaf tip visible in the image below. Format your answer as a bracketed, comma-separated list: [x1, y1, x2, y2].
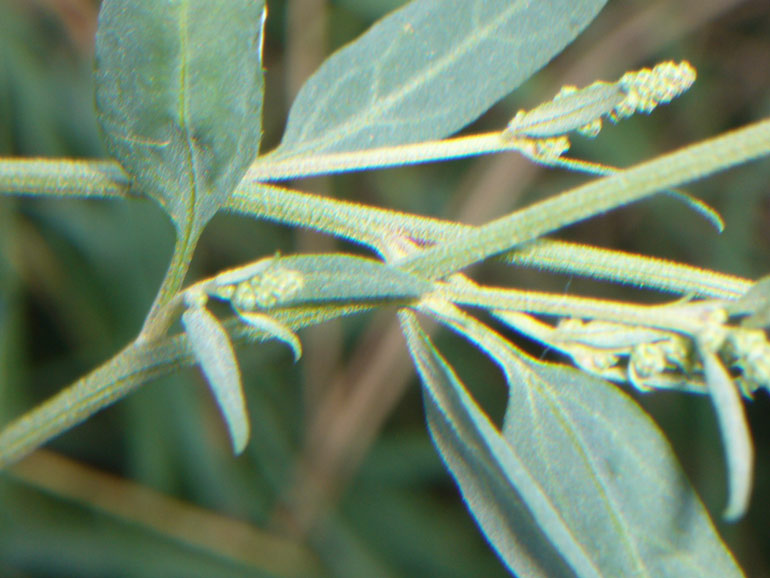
[183, 306, 250, 454]
[237, 311, 303, 361]
[699, 344, 754, 521]
[409, 303, 743, 576]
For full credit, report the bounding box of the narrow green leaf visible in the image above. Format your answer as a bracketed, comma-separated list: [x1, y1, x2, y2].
[506, 82, 624, 139]
[400, 311, 601, 578]
[698, 343, 754, 521]
[236, 311, 302, 361]
[505, 61, 695, 139]
[94, 0, 266, 232]
[418, 302, 743, 577]
[271, 0, 608, 158]
[182, 305, 249, 454]
[241, 254, 434, 306]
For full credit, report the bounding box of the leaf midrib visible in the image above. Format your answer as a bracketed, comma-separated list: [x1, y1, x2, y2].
[531, 374, 650, 576]
[178, 0, 201, 236]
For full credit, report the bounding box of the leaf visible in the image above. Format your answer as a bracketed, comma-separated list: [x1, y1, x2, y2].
[235, 254, 434, 306]
[236, 311, 302, 361]
[506, 81, 625, 139]
[94, 0, 266, 233]
[400, 310, 600, 578]
[182, 305, 249, 454]
[271, 0, 608, 158]
[412, 302, 743, 577]
[502, 356, 743, 577]
[698, 343, 754, 521]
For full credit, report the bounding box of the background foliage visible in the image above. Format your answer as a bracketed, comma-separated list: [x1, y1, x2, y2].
[0, 0, 769, 575]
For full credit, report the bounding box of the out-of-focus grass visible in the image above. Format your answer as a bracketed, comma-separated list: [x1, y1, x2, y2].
[0, 0, 768, 576]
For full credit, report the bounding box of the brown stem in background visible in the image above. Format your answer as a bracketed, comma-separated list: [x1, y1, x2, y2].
[8, 450, 322, 577]
[284, 0, 343, 416]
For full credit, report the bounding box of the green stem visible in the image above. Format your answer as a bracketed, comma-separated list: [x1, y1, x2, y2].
[139, 225, 199, 343]
[0, 158, 129, 199]
[0, 154, 752, 298]
[0, 304, 370, 469]
[0, 338, 189, 469]
[2, 117, 764, 299]
[501, 241, 750, 298]
[396, 118, 770, 280]
[231, 183, 750, 298]
[436, 282, 710, 336]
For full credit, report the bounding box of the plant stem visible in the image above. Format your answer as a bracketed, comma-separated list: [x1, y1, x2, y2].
[1, 117, 764, 299]
[0, 305, 371, 469]
[138, 226, 199, 343]
[0, 338, 189, 469]
[0, 155, 752, 298]
[396, 118, 770, 280]
[231, 182, 750, 298]
[0, 133, 519, 198]
[437, 282, 711, 336]
[0, 158, 129, 198]
[250, 132, 518, 181]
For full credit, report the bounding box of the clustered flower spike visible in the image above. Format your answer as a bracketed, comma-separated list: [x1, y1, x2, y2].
[503, 60, 697, 158]
[723, 328, 770, 397]
[614, 60, 697, 119]
[210, 257, 305, 312]
[532, 304, 770, 399]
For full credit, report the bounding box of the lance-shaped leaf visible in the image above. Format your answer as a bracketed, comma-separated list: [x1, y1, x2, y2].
[506, 82, 625, 139]
[698, 342, 754, 521]
[95, 0, 266, 233]
[236, 310, 302, 362]
[277, 254, 434, 304]
[271, 0, 608, 158]
[409, 303, 743, 577]
[400, 310, 600, 578]
[505, 61, 696, 139]
[501, 357, 743, 576]
[211, 254, 434, 308]
[182, 305, 249, 454]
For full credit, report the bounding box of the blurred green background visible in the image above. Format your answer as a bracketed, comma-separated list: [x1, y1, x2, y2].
[0, 0, 768, 576]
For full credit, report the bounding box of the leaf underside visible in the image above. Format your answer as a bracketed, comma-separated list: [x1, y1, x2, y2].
[94, 0, 266, 233]
[273, 0, 609, 158]
[401, 311, 742, 577]
[183, 305, 249, 454]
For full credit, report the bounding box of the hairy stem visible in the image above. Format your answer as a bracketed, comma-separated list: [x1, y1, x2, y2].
[0, 304, 370, 469]
[436, 282, 711, 336]
[0, 157, 129, 199]
[251, 132, 519, 181]
[138, 227, 200, 343]
[397, 118, 770, 280]
[0, 338, 189, 469]
[231, 183, 750, 298]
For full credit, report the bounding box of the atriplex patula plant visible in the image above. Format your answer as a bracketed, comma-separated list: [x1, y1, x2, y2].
[1, 0, 769, 575]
